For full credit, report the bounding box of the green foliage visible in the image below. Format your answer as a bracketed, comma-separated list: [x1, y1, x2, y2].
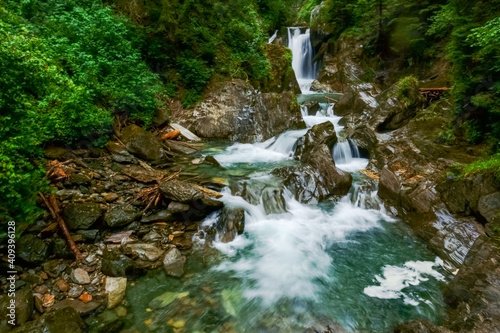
[297, 0, 322, 24]
[463, 153, 500, 181]
[0, 0, 162, 224]
[395, 75, 420, 107]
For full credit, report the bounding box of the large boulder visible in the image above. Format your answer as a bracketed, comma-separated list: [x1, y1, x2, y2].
[162, 248, 186, 277]
[478, 192, 500, 224]
[17, 234, 50, 265]
[217, 207, 246, 243]
[171, 79, 304, 143]
[333, 90, 367, 117]
[120, 125, 163, 161]
[295, 121, 338, 162]
[62, 202, 102, 230]
[255, 44, 301, 94]
[159, 179, 204, 203]
[11, 306, 85, 333]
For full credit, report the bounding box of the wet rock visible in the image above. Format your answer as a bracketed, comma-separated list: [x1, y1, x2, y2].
[159, 179, 204, 203]
[230, 181, 263, 205]
[302, 100, 321, 115]
[120, 125, 163, 161]
[62, 202, 102, 230]
[104, 204, 141, 228]
[102, 193, 119, 203]
[162, 248, 186, 277]
[217, 207, 246, 243]
[257, 43, 301, 94]
[17, 234, 50, 265]
[101, 249, 145, 278]
[394, 320, 452, 333]
[54, 279, 70, 292]
[40, 306, 85, 333]
[163, 140, 200, 155]
[262, 187, 287, 215]
[295, 121, 338, 162]
[121, 164, 164, 183]
[71, 268, 90, 285]
[107, 141, 136, 164]
[334, 90, 367, 117]
[167, 201, 190, 214]
[68, 285, 84, 298]
[75, 229, 99, 242]
[171, 79, 304, 143]
[443, 236, 500, 332]
[378, 167, 401, 204]
[15, 286, 34, 325]
[141, 210, 174, 223]
[124, 243, 164, 262]
[53, 238, 74, 259]
[104, 277, 127, 309]
[51, 299, 101, 316]
[478, 192, 500, 223]
[204, 155, 221, 167]
[85, 310, 123, 333]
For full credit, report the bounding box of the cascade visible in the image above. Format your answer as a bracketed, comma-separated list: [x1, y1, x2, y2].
[287, 27, 317, 93]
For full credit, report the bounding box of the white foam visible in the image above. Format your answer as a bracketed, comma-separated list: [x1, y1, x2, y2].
[214, 191, 384, 304]
[363, 258, 445, 306]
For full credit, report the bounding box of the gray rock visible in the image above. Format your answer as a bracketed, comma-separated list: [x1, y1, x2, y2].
[478, 192, 500, 224]
[62, 202, 102, 230]
[104, 277, 127, 309]
[378, 167, 401, 204]
[394, 320, 452, 333]
[71, 268, 90, 285]
[204, 155, 221, 167]
[171, 79, 304, 143]
[124, 243, 164, 262]
[217, 207, 245, 243]
[141, 210, 175, 223]
[51, 299, 101, 316]
[295, 121, 338, 162]
[104, 204, 141, 227]
[15, 306, 85, 333]
[120, 125, 163, 161]
[159, 179, 204, 203]
[162, 248, 186, 277]
[167, 201, 190, 214]
[42, 260, 67, 278]
[101, 249, 145, 278]
[17, 234, 50, 265]
[261, 187, 287, 215]
[14, 286, 34, 325]
[333, 90, 367, 117]
[68, 285, 84, 298]
[302, 100, 321, 116]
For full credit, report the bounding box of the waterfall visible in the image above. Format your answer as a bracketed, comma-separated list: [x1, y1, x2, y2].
[333, 140, 368, 172]
[287, 27, 317, 93]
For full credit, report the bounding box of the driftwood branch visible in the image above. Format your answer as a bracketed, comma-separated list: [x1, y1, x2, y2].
[39, 193, 83, 260]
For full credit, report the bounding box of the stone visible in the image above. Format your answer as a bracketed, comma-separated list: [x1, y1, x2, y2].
[261, 187, 287, 215]
[42, 261, 66, 279]
[171, 79, 304, 143]
[17, 234, 50, 265]
[378, 166, 401, 204]
[217, 207, 245, 243]
[75, 229, 99, 242]
[107, 141, 136, 163]
[159, 179, 204, 203]
[68, 285, 84, 298]
[104, 277, 127, 309]
[295, 121, 338, 162]
[125, 243, 164, 262]
[120, 125, 164, 161]
[62, 202, 102, 230]
[42, 306, 85, 333]
[101, 249, 145, 278]
[333, 90, 367, 116]
[54, 279, 70, 292]
[102, 193, 119, 202]
[104, 204, 141, 227]
[204, 155, 221, 167]
[163, 140, 200, 155]
[478, 192, 500, 224]
[51, 299, 101, 316]
[162, 248, 186, 277]
[302, 100, 321, 115]
[15, 286, 34, 325]
[71, 268, 90, 285]
[167, 201, 190, 214]
[53, 238, 74, 259]
[141, 210, 175, 223]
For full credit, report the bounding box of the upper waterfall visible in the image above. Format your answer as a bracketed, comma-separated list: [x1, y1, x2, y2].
[287, 27, 318, 93]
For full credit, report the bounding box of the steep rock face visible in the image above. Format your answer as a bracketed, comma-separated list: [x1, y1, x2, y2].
[172, 44, 304, 142]
[172, 79, 304, 142]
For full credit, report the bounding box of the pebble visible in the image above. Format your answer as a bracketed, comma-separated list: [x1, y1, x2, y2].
[68, 285, 84, 298]
[34, 285, 49, 294]
[71, 268, 91, 285]
[55, 279, 70, 292]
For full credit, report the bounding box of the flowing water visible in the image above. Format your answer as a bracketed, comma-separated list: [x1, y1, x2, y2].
[127, 29, 448, 333]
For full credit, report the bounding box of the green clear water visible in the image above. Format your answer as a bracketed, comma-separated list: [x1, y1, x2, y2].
[122, 143, 449, 333]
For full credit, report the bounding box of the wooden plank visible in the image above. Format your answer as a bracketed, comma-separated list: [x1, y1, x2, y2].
[169, 123, 201, 142]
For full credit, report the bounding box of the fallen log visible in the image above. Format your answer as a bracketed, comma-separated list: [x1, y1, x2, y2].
[39, 193, 83, 260]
